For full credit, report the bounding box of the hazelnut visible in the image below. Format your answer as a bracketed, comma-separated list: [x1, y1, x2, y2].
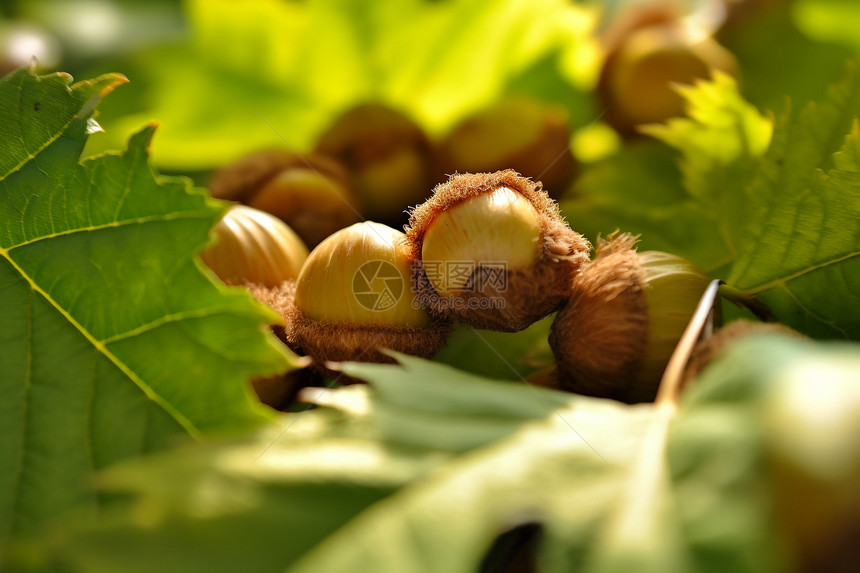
[285, 221, 450, 368]
[406, 170, 591, 332]
[598, 9, 738, 131]
[200, 205, 308, 288]
[314, 103, 436, 225]
[208, 149, 361, 248]
[549, 233, 710, 403]
[439, 97, 576, 198]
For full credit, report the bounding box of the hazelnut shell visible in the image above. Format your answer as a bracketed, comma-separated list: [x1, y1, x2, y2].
[278, 222, 451, 371]
[200, 205, 308, 288]
[406, 170, 591, 332]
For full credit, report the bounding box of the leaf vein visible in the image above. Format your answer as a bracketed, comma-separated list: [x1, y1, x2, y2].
[743, 250, 860, 292]
[5, 210, 217, 251]
[0, 250, 202, 439]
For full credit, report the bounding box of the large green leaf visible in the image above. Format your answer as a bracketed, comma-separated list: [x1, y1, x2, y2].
[0, 67, 296, 542]
[727, 70, 860, 339]
[22, 334, 860, 573]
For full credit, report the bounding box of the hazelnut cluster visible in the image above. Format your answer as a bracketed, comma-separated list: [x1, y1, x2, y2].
[203, 165, 720, 407]
[201, 4, 751, 405]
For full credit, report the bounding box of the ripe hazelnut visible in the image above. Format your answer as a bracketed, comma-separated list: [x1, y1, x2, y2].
[200, 205, 308, 288]
[406, 170, 591, 332]
[549, 233, 710, 403]
[285, 221, 450, 368]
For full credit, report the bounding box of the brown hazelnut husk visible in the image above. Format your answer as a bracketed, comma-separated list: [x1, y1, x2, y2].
[406, 170, 591, 332]
[549, 233, 710, 403]
[273, 222, 451, 372]
[314, 103, 436, 226]
[208, 149, 361, 248]
[438, 97, 576, 198]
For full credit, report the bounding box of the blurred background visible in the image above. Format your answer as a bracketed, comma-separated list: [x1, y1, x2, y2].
[2, 0, 854, 170]
[1, 0, 857, 248]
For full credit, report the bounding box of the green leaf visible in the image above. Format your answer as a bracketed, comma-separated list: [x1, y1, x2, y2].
[727, 68, 860, 339]
[432, 317, 554, 381]
[571, 67, 860, 339]
[562, 141, 735, 274]
[285, 399, 648, 573]
[0, 68, 296, 541]
[0, 69, 123, 179]
[793, 0, 860, 54]
[8, 357, 583, 573]
[719, 4, 853, 115]
[671, 334, 860, 573]
[642, 73, 773, 257]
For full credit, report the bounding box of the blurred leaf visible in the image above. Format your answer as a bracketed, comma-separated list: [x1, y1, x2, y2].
[0, 68, 295, 541]
[285, 396, 650, 573]
[671, 334, 860, 572]
[16, 335, 860, 573]
[433, 316, 554, 381]
[81, 0, 599, 170]
[793, 0, 860, 54]
[719, 3, 853, 115]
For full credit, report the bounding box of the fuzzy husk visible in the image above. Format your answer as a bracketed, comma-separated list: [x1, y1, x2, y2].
[288, 307, 452, 370]
[248, 280, 451, 378]
[525, 366, 561, 390]
[245, 281, 300, 351]
[250, 367, 324, 411]
[242, 281, 323, 408]
[549, 233, 651, 402]
[406, 170, 592, 332]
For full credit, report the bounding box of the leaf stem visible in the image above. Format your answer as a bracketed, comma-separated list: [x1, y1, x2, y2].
[718, 283, 774, 322]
